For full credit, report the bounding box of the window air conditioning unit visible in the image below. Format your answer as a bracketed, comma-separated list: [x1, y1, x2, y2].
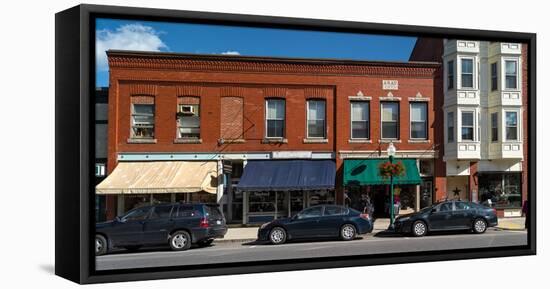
[178, 105, 196, 115]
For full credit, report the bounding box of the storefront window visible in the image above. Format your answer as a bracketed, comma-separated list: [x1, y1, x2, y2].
[190, 192, 217, 203]
[290, 191, 305, 215]
[249, 192, 276, 213]
[123, 195, 150, 213]
[308, 190, 335, 206]
[479, 173, 521, 208]
[151, 194, 172, 204]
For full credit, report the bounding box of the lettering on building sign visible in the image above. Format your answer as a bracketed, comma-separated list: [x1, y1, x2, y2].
[383, 80, 399, 90]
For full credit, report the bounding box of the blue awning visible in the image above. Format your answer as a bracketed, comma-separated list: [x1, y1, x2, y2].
[236, 160, 335, 191]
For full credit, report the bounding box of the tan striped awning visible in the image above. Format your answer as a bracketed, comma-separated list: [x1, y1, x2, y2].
[96, 161, 218, 195]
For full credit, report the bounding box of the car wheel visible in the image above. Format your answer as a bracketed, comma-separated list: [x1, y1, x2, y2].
[169, 231, 192, 251]
[411, 220, 428, 237]
[472, 218, 488, 234]
[269, 227, 287, 245]
[197, 239, 214, 247]
[340, 224, 357, 241]
[95, 234, 108, 256]
[123, 245, 142, 252]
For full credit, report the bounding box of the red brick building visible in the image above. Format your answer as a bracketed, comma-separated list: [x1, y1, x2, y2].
[96, 50, 441, 223]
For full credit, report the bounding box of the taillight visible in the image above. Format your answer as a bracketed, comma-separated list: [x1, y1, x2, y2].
[492, 208, 497, 215]
[200, 217, 209, 228]
[360, 213, 370, 220]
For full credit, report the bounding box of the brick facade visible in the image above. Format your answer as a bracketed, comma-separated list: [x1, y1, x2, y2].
[104, 50, 440, 219]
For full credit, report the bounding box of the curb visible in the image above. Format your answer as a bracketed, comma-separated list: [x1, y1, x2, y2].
[213, 238, 257, 244]
[495, 227, 526, 231]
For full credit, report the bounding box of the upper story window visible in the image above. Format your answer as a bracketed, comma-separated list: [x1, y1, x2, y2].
[461, 58, 474, 88]
[266, 99, 285, 138]
[177, 103, 200, 139]
[447, 112, 454, 143]
[350, 101, 370, 139]
[505, 60, 518, 89]
[131, 104, 155, 139]
[410, 102, 428, 139]
[491, 62, 498, 91]
[505, 111, 518, 141]
[306, 99, 326, 138]
[381, 102, 399, 139]
[491, 112, 498, 142]
[461, 111, 474, 141]
[447, 60, 454, 90]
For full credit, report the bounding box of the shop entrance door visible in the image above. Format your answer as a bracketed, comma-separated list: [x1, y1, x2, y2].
[420, 179, 433, 209]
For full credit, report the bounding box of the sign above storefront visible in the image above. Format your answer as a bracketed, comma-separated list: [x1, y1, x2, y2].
[383, 80, 399, 90]
[272, 151, 312, 159]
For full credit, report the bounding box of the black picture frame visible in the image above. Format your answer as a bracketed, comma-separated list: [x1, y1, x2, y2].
[55, 4, 536, 284]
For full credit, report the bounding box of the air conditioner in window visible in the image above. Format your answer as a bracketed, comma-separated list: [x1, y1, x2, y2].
[178, 105, 196, 115]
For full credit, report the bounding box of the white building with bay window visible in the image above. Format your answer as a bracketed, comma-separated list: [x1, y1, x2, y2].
[443, 40, 524, 214]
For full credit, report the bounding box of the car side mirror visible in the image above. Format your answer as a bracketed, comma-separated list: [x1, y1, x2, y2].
[430, 208, 437, 214]
[115, 216, 124, 222]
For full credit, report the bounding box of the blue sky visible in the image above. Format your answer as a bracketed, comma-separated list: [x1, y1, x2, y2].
[95, 18, 417, 87]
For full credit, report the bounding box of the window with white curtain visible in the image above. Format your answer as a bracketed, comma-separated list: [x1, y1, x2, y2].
[350, 101, 369, 139]
[307, 100, 326, 138]
[410, 102, 427, 139]
[381, 102, 399, 139]
[266, 99, 285, 138]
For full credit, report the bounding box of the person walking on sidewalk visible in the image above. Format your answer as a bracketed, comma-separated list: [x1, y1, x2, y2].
[521, 200, 529, 229]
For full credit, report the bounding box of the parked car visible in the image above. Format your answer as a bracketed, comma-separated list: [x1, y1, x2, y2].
[95, 203, 227, 256]
[257, 205, 373, 245]
[394, 201, 498, 237]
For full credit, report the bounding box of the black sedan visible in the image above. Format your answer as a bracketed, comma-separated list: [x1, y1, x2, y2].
[257, 205, 373, 245]
[394, 201, 498, 237]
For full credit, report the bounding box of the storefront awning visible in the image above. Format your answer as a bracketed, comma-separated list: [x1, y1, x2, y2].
[236, 160, 335, 191]
[344, 159, 421, 186]
[95, 161, 218, 194]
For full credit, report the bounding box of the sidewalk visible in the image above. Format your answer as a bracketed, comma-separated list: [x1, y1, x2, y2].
[217, 217, 526, 242]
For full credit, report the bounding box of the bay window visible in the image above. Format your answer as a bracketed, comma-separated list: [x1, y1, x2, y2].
[505, 111, 518, 141]
[505, 60, 518, 89]
[461, 58, 474, 88]
[461, 111, 474, 141]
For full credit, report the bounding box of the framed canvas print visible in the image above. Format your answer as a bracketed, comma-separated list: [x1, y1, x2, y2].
[55, 4, 536, 284]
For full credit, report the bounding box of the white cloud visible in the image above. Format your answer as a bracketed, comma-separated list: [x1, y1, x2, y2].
[96, 24, 168, 71]
[221, 50, 241, 55]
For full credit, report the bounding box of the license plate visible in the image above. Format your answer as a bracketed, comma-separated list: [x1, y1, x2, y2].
[216, 220, 221, 225]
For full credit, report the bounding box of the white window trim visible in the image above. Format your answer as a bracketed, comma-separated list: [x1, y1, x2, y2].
[265, 99, 286, 139]
[459, 56, 476, 90]
[503, 109, 521, 142]
[491, 112, 499, 142]
[306, 99, 327, 139]
[130, 103, 155, 139]
[460, 110, 476, 142]
[409, 102, 428, 140]
[380, 102, 399, 140]
[503, 58, 520, 91]
[176, 103, 200, 139]
[350, 101, 370, 140]
[446, 111, 455, 144]
[446, 59, 455, 91]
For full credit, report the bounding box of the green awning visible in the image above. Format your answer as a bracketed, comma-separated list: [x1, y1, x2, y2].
[343, 159, 421, 186]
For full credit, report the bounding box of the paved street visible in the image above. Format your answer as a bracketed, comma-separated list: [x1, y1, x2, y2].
[96, 228, 527, 271]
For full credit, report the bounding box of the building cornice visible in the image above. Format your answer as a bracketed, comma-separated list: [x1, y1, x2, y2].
[107, 50, 440, 78]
